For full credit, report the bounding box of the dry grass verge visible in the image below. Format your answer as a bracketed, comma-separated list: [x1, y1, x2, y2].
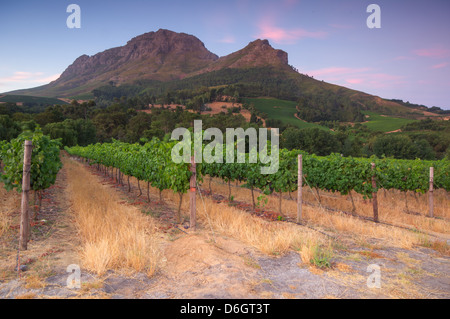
[205, 178, 450, 250]
[0, 184, 18, 238]
[65, 159, 161, 276]
[156, 185, 330, 262]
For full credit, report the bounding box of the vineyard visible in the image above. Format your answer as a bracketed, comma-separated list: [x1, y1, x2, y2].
[1, 134, 449, 299]
[65, 138, 449, 221]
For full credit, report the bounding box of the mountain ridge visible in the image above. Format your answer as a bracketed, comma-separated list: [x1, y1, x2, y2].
[7, 29, 295, 97]
[4, 29, 441, 118]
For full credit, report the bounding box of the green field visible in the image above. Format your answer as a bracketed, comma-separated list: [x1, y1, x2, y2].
[362, 111, 417, 132]
[244, 97, 329, 130]
[0, 95, 68, 105]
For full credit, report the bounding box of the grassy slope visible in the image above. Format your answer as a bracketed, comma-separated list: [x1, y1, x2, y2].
[245, 97, 329, 131]
[0, 95, 69, 105]
[362, 111, 417, 132]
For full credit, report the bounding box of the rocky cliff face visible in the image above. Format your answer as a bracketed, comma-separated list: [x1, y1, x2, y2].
[215, 39, 288, 69]
[54, 29, 220, 87]
[11, 29, 290, 97]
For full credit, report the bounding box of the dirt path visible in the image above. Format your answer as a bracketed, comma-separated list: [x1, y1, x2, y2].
[1, 156, 449, 299]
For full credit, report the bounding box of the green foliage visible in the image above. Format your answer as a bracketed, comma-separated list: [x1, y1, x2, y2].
[66, 138, 195, 196]
[310, 245, 333, 269]
[373, 134, 435, 160]
[0, 129, 62, 193]
[297, 91, 365, 123]
[0, 115, 21, 141]
[0, 95, 69, 106]
[281, 127, 341, 156]
[44, 119, 97, 147]
[401, 118, 450, 132]
[245, 98, 328, 130]
[363, 111, 417, 132]
[67, 138, 450, 205]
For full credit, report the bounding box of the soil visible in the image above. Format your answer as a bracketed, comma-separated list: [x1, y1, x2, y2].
[0, 157, 449, 299]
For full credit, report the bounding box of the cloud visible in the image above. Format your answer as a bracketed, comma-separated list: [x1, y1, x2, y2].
[218, 35, 236, 44]
[346, 78, 364, 84]
[255, 21, 327, 44]
[0, 71, 60, 84]
[0, 71, 60, 92]
[305, 67, 371, 78]
[302, 66, 405, 89]
[431, 62, 448, 69]
[413, 47, 450, 58]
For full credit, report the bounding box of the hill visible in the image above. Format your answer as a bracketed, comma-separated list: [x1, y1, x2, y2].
[4, 29, 443, 122]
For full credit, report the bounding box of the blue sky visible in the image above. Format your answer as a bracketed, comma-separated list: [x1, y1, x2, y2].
[1, 0, 449, 109]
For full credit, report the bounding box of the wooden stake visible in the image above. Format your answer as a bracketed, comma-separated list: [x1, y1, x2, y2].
[20, 140, 32, 251]
[137, 179, 142, 197]
[279, 191, 282, 216]
[190, 156, 196, 231]
[429, 167, 434, 218]
[371, 163, 379, 223]
[297, 154, 303, 223]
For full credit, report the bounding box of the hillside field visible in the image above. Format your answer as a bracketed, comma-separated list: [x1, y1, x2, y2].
[362, 111, 417, 132]
[245, 97, 330, 130]
[0, 95, 68, 105]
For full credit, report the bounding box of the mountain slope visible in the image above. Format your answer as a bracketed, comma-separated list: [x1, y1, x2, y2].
[9, 29, 219, 97]
[5, 29, 435, 119]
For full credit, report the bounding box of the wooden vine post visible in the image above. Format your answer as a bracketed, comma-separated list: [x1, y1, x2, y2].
[189, 156, 196, 231]
[297, 154, 303, 223]
[371, 162, 379, 223]
[429, 167, 434, 218]
[20, 140, 32, 251]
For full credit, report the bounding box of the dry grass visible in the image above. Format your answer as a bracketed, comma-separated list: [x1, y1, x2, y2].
[65, 159, 161, 277]
[204, 177, 450, 250]
[149, 183, 329, 259]
[24, 273, 46, 289]
[0, 183, 18, 238]
[119, 173, 328, 259]
[0, 210, 10, 238]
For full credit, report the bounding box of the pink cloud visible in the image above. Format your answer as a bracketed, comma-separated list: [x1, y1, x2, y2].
[0, 71, 60, 85]
[413, 47, 450, 58]
[431, 62, 448, 69]
[305, 67, 371, 77]
[301, 66, 406, 89]
[218, 35, 236, 44]
[256, 21, 327, 44]
[346, 78, 364, 84]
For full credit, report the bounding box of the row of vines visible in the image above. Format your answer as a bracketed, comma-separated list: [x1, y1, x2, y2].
[65, 138, 449, 217]
[0, 129, 62, 195]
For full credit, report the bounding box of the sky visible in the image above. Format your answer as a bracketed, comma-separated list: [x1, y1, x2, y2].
[0, 0, 449, 109]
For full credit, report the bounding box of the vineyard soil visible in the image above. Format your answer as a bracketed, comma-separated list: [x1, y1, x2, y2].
[0, 155, 449, 299]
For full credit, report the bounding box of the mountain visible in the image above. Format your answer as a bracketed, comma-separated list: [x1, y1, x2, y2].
[201, 39, 289, 73]
[10, 29, 219, 97]
[5, 29, 440, 119]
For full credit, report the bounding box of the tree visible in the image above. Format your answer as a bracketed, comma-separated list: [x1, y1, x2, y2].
[0, 115, 21, 141]
[281, 127, 341, 156]
[125, 112, 152, 143]
[372, 134, 435, 160]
